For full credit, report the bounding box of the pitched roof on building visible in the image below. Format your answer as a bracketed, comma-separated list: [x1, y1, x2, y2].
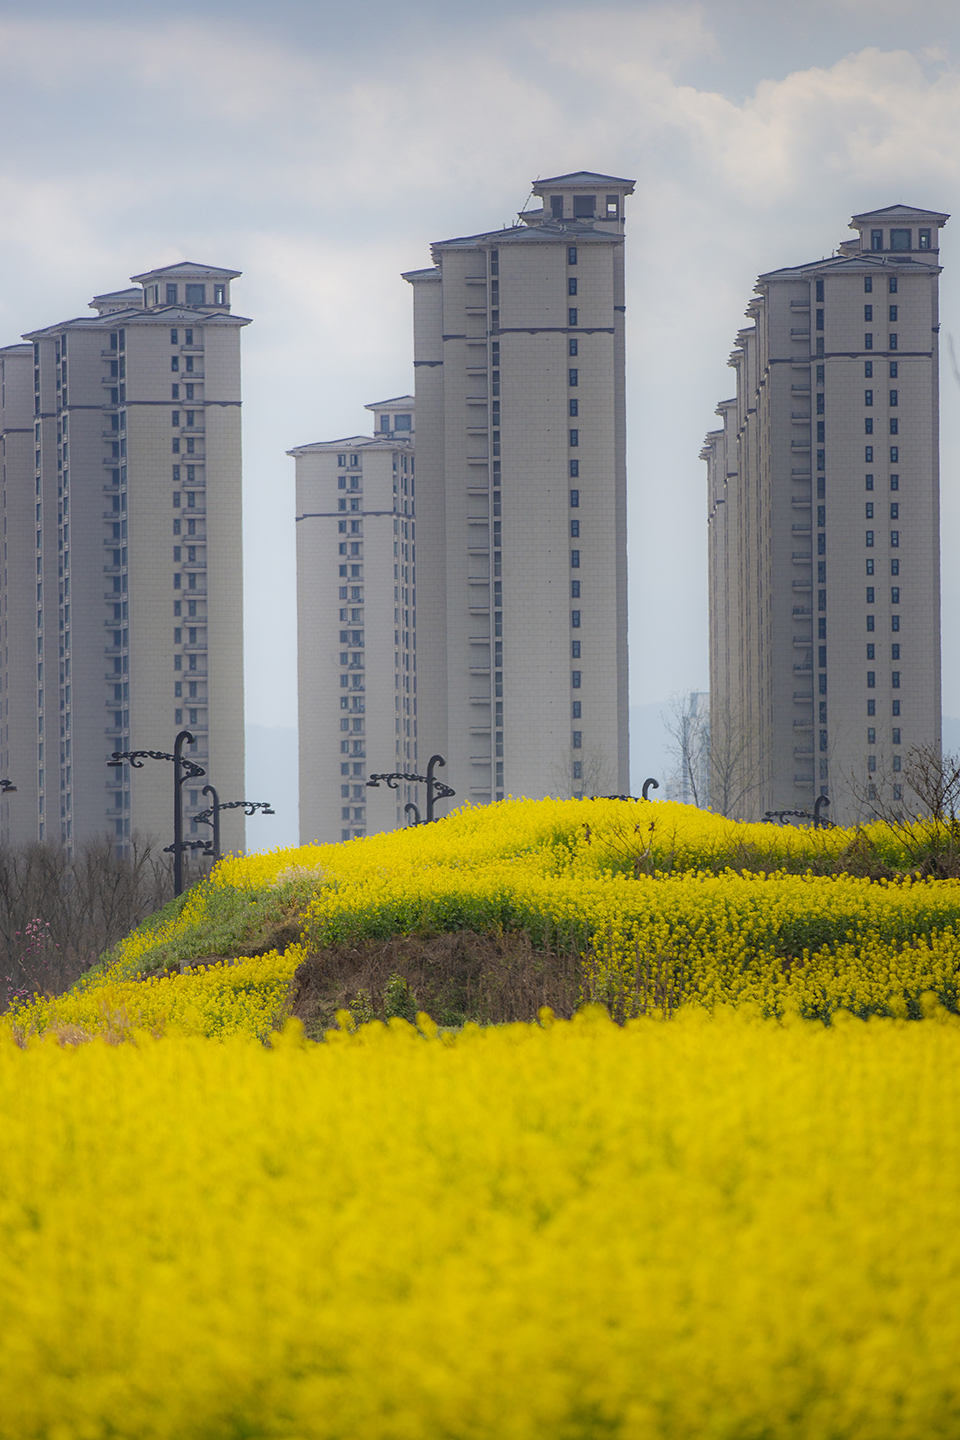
[534, 171, 636, 188]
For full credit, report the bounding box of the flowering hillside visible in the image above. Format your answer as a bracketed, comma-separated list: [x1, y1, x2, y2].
[7, 797, 960, 1040]
[3, 799, 960, 1437]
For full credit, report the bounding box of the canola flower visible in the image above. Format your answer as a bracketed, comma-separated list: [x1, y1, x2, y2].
[1, 1007, 959, 1438]
[8, 798, 960, 1039]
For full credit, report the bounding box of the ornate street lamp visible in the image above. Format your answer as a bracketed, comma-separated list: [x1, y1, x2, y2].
[194, 784, 275, 863]
[108, 729, 204, 895]
[366, 753, 455, 826]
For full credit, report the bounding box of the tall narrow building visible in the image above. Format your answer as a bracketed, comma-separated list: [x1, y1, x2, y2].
[404, 170, 633, 809]
[292, 398, 416, 843]
[0, 263, 248, 851]
[705, 205, 947, 822]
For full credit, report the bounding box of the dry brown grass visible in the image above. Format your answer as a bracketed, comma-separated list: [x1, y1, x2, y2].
[288, 930, 581, 1037]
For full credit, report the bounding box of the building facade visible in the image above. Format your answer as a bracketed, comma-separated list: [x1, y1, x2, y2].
[705, 204, 947, 822]
[404, 170, 633, 811]
[292, 398, 416, 843]
[0, 262, 248, 851]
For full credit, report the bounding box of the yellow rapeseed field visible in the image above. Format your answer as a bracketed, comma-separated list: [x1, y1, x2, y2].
[1, 1008, 959, 1438]
[7, 797, 960, 1038]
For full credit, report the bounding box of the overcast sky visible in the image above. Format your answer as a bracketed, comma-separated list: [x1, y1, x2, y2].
[2, 0, 960, 741]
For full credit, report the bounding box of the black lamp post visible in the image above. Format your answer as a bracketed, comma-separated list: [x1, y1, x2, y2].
[108, 729, 204, 896]
[194, 784, 275, 863]
[367, 753, 455, 827]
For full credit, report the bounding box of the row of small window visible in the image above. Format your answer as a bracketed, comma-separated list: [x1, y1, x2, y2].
[815, 276, 901, 301]
[866, 616, 901, 632]
[864, 390, 898, 405]
[863, 420, 899, 434]
[174, 627, 205, 645]
[866, 672, 902, 687]
[174, 708, 204, 726]
[172, 438, 200, 455]
[867, 700, 901, 716]
[170, 356, 199, 373]
[171, 411, 202, 427]
[171, 384, 198, 401]
[864, 559, 899, 576]
[862, 335, 899, 350]
[339, 520, 362, 534]
[867, 586, 900, 604]
[173, 519, 202, 536]
[864, 531, 899, 546]
[866, 728, 902, 745]
[816, 305, 899, 330]
[864, 504, 899, 518]
[863, 447, 900, 463]
[865, 645, 901, 658]
[864, 474, 898, 491]
[869, 229, 931, 251]
[865, 755, 903, 773]
[340, 542, 362, 557]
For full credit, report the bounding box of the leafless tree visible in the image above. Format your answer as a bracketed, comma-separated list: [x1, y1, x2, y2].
[663, 692, 710, 807]
[0, 834, 175, 1005]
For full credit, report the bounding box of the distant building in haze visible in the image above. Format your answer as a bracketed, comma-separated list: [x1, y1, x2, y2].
[704, 204, 948, 822]
[0, 263, 248, 852]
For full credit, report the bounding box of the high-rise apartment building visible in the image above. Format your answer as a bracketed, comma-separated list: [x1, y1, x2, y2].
[404, 170, 633, 810]
[292, 398, 416, 843]
[704, 204, 947, 822]
[0, 262, 248, 851]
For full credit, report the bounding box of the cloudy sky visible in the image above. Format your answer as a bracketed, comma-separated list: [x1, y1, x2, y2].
[1, 0, 959, 798]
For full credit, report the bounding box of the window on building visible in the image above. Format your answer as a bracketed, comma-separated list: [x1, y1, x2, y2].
[867, 671, 876, 687]
[171, 357, 179, 372]
[571, 610, 581, 627]
[569, 368, 578, 386]
[866, 586, 875, 602]
[214, 284, 226, 305]
[569, 429, 579, 446]
[568, 277, 578, 296]
[892, 700, 901, 715]
[570, 489, 580, 507]
[891, 530, 899, 547]
[919, 229, 932, 249]
[572, 671, 581, 688]
[865, 446, 873, 462]
[551, 195, 564, 218]
[864, 389, 873, 406]
[867, 644, 875, 659]
[572, 731, 582, 748]
[866, 530, 874, 545]
[868, 699, 876, 715]
[890, 503, 899, 519]
[865, 503, 874, 518]
[891, 586, 900, 604]
[889, 334, 898, 351]
[572, 701, 582, 718]
[889, 305, 898, 322]
[890, 229, 911, 251]
[891, 558, 900, 575]
[185, 283, 205, 305]
[864, 277, 873, 293]
[570, 520, 580, 536]
[570, 460, 579, 476]
[890, 446, 899, 462]
[892, 671, 901, 687]
[568, 308, 578, 326]
[864, 361, 873, 377]
[864, 305, 873, 321]
[816, 308, 824, 330]
[866, 475, 874, 490]
[871, 230, 883, 250]
[569, 399, 579, 417]
[893, 727, 901, 744]
[573, 195, 595, 217]
[892, 644, 900, 660]
[868, 756, 877, 772]
[571, 581, 580, 597]
[867, 727, 876, 744]
[867, 615, 875, 631]
[571, 549, 580, 567]
[571, 641, 581, 658]
[865, 335, 873, 350]
[865, 418, 874, 435]
[569, 338, 578, 356]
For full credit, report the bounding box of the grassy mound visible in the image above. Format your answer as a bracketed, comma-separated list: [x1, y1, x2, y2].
[7, 797, 960, 1040]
